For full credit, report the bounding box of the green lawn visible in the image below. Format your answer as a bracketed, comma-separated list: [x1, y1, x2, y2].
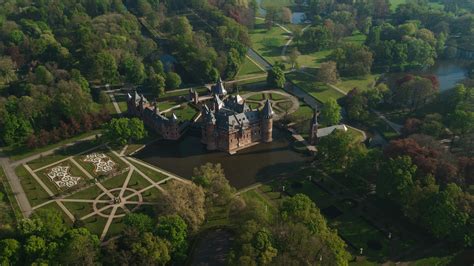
[249, 19, 289, 66]
[261, 0, 293, 9]
[62, 201, 95, 219]
[83, 215, 108, 237]
[100, 171, 129, 191]
[172, 104, 198, 120]
[66, 184, 104, 200]
[33, 202, 73, 225]
[237, 57, 265, 77]
[158, 101, 180, 111]
[16, 165, 51, 207]
[127, 172, 154, 192]
[296, 49, 332, 69]
[129, 161, 168, 183]
[286, 178, 332, 208]
[286, 72, 345, 103]
[0, 167, 18, 226]
[332, 215, 389, 260]
[336, 74, 380, 93]
[343, 32, 367, 45]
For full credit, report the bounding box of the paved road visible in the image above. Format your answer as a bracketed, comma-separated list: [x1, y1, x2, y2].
[247, 48, 272, 70]
[0, 154, 32, 217]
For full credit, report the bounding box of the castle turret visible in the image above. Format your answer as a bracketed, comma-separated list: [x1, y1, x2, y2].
[139, 94, 145, 113]
[309, 110, 319, 145]
[202, 105, 217, 150]
[261, 99, 274, 143]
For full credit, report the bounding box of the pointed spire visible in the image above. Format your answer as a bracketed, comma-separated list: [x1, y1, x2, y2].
[262, 99, 274, 119]
[170, 113, 178, 123]
[154, 104, 160, 115]
[214, 94, 224, 110]
[127, 93, 132, 100]
[312, 110, 319, 125]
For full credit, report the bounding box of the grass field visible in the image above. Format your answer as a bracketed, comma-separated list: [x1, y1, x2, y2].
[261, 0, 294, 9]
[286, 72, 345, 103]
[16, 165, 51, 206]
[237, 57, 266, 77]
[249, 19, 289, 66]
[0, 167, 18, 226]
[336, 74, 380, 93]
[172, 104, 198, 120]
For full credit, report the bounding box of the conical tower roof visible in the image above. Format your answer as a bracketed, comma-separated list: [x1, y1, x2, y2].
[262, 99, 274, 119]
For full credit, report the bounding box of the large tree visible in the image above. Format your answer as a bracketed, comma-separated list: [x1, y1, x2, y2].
[103, 118, 147, 146]
[320, 98, 342, 125]
[192, 163, 235, 206]
[157, 181, 206, 232]
[267, 66, 285, 88]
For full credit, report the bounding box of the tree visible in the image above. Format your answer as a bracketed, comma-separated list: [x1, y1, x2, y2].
[148, 73, 166, 97]
[280, 194, 328, 234]
[155, 215, 188, 262]
[121, 54, 145, 84]
[0, 56, 17, 87]
[123, 213, 153, 234]
[267, 66, 285, 88]
[281, 7, 292, 23]
[32, 208, 67, 239]
[25, 235, 47, 260]
[192, 163, 235, 206]
[34, 66, 54, 85]
[394, 75, 438, 111]
[377, 156, 416, 205]
[288, 47, 301, 69]
[331, 43, 373, 76]
[316, 61, 338, 84]
[103, 118, 147, 146]
[93, 51, 119, 83]
[345, 88, 369, 122]
[316, 130, 356, 169]
[60, 228, 100, 265]
[302, 26, 332, 51]
[165, 72, 182, 90]
[0, 239, 20, 265]
[131, 232, 170, 265]
[320, 98, 341, 125]
[157, 181, 206, 232]
[225, 48, 242, 79]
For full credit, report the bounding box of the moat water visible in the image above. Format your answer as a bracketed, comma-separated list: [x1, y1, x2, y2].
[134, 129, 310, 189]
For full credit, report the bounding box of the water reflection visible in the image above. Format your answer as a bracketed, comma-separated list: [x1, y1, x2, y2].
[134, 129, 310, 189]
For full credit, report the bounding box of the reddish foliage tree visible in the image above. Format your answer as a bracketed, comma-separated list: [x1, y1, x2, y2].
[422, 74, 440, 89]
[396, 74, 415, 87]
[26, 135, 38, 149]
[459, 157, 474, 185]
[37, 130, 50, 147]
[402, 118, 422, 136]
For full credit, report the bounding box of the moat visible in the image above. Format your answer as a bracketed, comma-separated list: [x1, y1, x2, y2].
[134, 129, 310, 189]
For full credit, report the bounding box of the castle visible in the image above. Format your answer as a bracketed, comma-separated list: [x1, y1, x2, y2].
[201, 93, 274, 154]
[127, 78, 274, 154]
[126, 91, 181, 140]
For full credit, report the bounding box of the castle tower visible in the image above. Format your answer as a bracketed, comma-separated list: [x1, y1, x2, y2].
[203, 106, 217, 150]
[309, 110, 319, 145]
[139, 94, 145, 114]
[168, 113, 180, 140]
[261, 99, 274, 143]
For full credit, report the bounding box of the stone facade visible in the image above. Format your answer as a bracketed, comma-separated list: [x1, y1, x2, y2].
[126, 92, 181, 140]
[201, 94, 274, 154]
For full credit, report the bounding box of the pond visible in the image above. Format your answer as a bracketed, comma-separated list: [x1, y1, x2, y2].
[134, 129, 310, 189]
[255, 0, 308, 24]
[415, 60, 468, 91]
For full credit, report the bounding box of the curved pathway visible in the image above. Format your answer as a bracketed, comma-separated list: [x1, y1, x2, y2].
[242, 90, 299, 120]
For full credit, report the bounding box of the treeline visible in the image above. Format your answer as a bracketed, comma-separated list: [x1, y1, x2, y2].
[292, 0, 474, 77]
[316, 129, 473, 248]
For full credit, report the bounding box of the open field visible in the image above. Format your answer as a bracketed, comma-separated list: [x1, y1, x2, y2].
[237, 57, 266, 77]
[336, 74, 380, 93]
[286, 71, 345, 103]
[249, 19, 290, 66]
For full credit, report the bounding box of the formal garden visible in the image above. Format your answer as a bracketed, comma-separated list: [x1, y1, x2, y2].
[13, 140, 189, 240]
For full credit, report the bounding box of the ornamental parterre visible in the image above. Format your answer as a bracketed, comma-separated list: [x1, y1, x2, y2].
[84, 153, 116, 173]
[47, 166, 81, 188]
